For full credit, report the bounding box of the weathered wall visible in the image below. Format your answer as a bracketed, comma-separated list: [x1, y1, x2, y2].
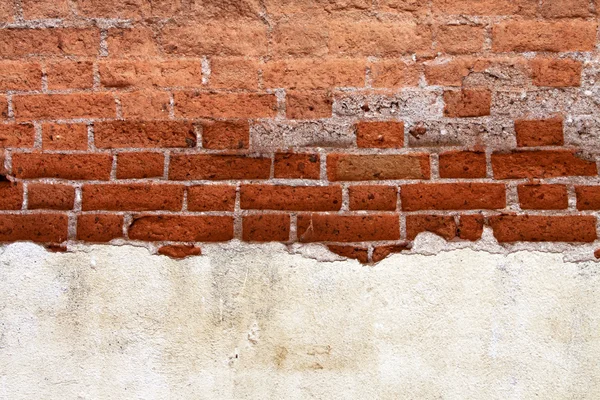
[1, 236, 600, 399]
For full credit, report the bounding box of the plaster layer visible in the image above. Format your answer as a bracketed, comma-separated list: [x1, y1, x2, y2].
[1, 240, 600, 399]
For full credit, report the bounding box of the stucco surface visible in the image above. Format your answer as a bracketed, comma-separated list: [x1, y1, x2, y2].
[1, 235, 600, 399]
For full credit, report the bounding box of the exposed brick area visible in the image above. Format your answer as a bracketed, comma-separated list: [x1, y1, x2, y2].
[0, 1, 600, 264]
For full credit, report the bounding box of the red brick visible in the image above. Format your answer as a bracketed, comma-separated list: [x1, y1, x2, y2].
[0, 2, 15, 22]
[274, 153, 320, 179]
[202, 120, 249, 150]
[46, 61, 94, 90]
[531, 58, 582, 87]
[433, 0, 537, 15]
[458, 214, 484, 241]
[12, 153, 112, 180]
[209, 58, 259, 89]
[161, 22, 268, 57]
[0, 182, 23, 210]
[272, 21, 328, 57]
[515, 117, 564, 147]
[286, 91, 333, 120]
[575, 186, 600, 210]
[518, 184, 568, 210]
[491, 150, 597, 179]
[0, 28, 99, 58]
[99, 60, 203, 88]
[169, 154, 271, 180]
[371, 243, 411, 263]
[0, 214, 68, 243]
[540, 0, 592, 18]
[369, 60, 420, 88]
[116, 152, 164, 179]
[406, 214, 457, 240]
[439, 151, 487, 179]
[120, 91, 171, 120]
[492, 21, 597, 52]
[327, 153, 430, 181]
[444, 89, 491, 117]
[0, 96, 7, 119]
[489, 215, 597, 242]
[128, 215, 234, 242]
[401, 183, 506, 211]
[28, 184, 75, 210]
[240, 185, 342, 211]
[349, 185, 397, 211]
[13, 94, 116, 121]
[266, 0, 370, 15]
[42, 123, 88, 150]
[436, 25, 485, 54]
[187, 185, 236, 211]
[328, 21, 432, 56]
[297, 214, 400, 242]
[243, 214, 290, 242]
[94, 121, 196, 149]
[82, 184, 184, 211]
[356, 121, 404, 148]
[0, 61, 41, 90]
[75, 0, 181, 18]
[328, 245, 369, 263]
[0, 124, 36, 148]
[107, 28, 160, 58]
[262, 58, 365, 90]
[174, 92, 277, 119]
[158, 245, 202, 259]
[77, 214, 123, 242]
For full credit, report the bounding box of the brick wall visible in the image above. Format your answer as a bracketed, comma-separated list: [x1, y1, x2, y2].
[1, 0, 600, 263]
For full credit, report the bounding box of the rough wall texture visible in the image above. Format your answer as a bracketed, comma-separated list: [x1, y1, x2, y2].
[1, 1, 600, 264]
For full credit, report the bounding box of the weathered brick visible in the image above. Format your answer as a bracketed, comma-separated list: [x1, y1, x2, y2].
[161, 22, 268, 56]
[327, 153, 430, 181]
[0, 123, 36, 148]
[436, 25, 485, 54]
[262, 58, 365, 89]
[489, 215, 597, 242]
[174, 92, 277, 119]
[169, 154, 271, 180]
[243, 214, 290, 242]
[424, 57, 476, 86]
[444, 89, 491, 117]
[530, 58, 582, 88]
[438, 151, 487, 179]
[82, 184, 184, 211]
[519, 184, 568, 210]
[0, 28, 99, 58]
[401, 183, 506, 211]
[75, 0, 181, 18]
[0, 214, 68, 243]
[188, 185, 236, 211]
[107, 28, 160, 58]
[0, 96, 7, 119]
[0, 2, 15, 22]
[209, 58, 259, 89]
[202, 120, 249, 150]
[265, 0, 370, 15]
[99, 60, 203, 88]
[297, 214, 400, 242]
[575, 186, 600, 210]
[406, 214, 457, 240]
[433, 0, 537, 15]
[349, 185, 397, 211]
[77, 214, 123, 242]
[0, 61, 41, 90]
[491, 150, 597, 179]
[12, 153, 112, 180]
[28, 184, 75, 210]
[369, 60, 420, 88]
[328, 245, 369, 264]
[356, 121, 404, 148]
[95, 121, 196, 149]
[240, 185, 342, 211]
[119, 91, 171, 120]
[286, 91, 333, 120]
[158, 245, 202, 259]
[116, 152, 164, 179]
[272, 21, 328, 57]
[274, 153, 320, 179]
[42, 123, 88, 150]
[0, 182, 23, 210]
[128, 215, 234, 242]
[540, 0, 592, 18]
[515, 117, 564, 147]
[458, 214, 484, 241]
[492, 21, 597, 52]
[46, 61, 94, 90]
[13, 94, 116, 121]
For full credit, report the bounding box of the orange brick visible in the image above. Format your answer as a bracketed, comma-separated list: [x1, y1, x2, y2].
[174, 92, 277, 119]
[519, 184, 568, 210]
[119, 91, 171, 119]
[433, 0, 538, 15]
[370, 60, 420, 88]
[0, 124, 36, 148]
[95, 121, 195, 149]
[274, 153, 320, 179]
[99, 60, 203, 88]
[13, 94, 116, 121]
[46, 60, 94, 90]
[22, 0, 70, 19]
[297, 214, 400, 242]
[328, 153, 430, 181]
[356, 121, 404, 148]
[286, 91, 333, 119]
[438, 151, 487, 179]
[107, 28, 160, 58]
[436, 25, 485, 54]
[515, 117, 564, 147]
[530, 58, 582, 87]
[0, 28, 99, 58]
[444, 89, 491, 117]
[77, 214, 124, 242]
[349, 185, 397, 211]
[42, 123, 88, 150]
[493, 21, 597, 52]
[401, 183, 506, 211]
[492, 150, 597, 179]
[128, 215, 234, 242]
[490, 215, 597, 242]
[0, 61, 41, 91]
[28, 184, 75, 210]
[243, 214, 290, 242]
[240, 185, 342, 211]
[209, 58, 259, 89]
[116, 153, 164, 179]
[82, 184, 184, 211]
[187, 185, 236, 211]
[263, 58, 365, 89]
[169, 154, 271, 180]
